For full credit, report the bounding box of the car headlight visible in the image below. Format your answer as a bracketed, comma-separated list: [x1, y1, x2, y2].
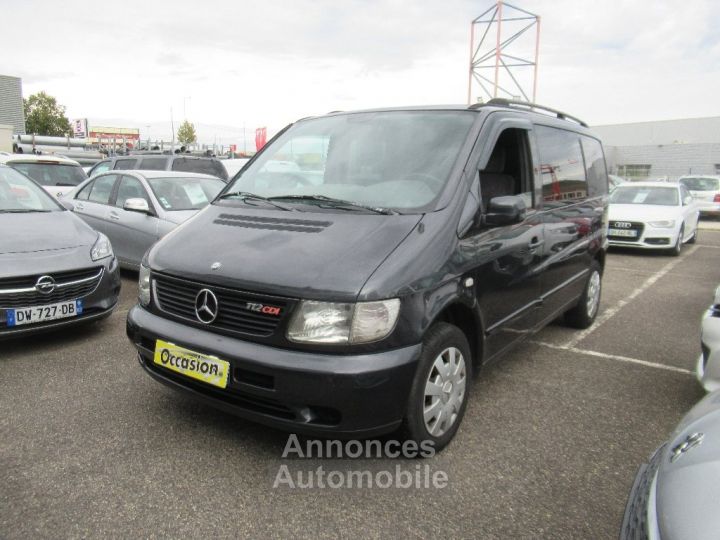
[287, 299, 400, 344]
[138, 264, 151, 307]
[90, 233, 114, 261]
[648, 220, 676, 228]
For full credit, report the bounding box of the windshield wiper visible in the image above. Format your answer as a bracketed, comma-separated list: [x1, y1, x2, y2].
[216, 191, 294, 211]
[268, 195, 398, 215]
[0, 209, 52, 213]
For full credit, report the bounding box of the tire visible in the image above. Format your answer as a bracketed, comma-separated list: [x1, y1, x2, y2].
[669, 225, 684, 256]
[564, 260, 602, 329]
[402, 322, 472, 453]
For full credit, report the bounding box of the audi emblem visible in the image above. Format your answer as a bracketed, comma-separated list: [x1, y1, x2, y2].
[613, 222, 632, 229]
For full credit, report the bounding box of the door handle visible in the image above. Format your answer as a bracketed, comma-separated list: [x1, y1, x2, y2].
[109, 213, 120, 221]
[75, 203, 84, 210]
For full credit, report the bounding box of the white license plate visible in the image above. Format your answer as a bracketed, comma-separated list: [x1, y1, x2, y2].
[608, 228, 638, 237]
[5, 300, 83, 327]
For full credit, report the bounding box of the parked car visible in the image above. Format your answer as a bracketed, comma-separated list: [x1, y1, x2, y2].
[65, 171, 226, 270]
[87, 154, 229, 182]
[607, 182, 700, 255]
[679, 175, 720, 217]
[0, 164, 120, 338]
[221, 158, 250, 179]
[620, 389, 720, 540]
[696, 284, 720, 392]
[126, 99, 609, 451]
[0, 154, 87, 199]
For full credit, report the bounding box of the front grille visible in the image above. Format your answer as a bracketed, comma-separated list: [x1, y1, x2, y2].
[153, 273, 292, 337]
[608, 221, 644, 243]
[0, 267, 103, 308]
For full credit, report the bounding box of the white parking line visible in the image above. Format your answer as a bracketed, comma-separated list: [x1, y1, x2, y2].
[532, 340, 694, 376]
[563, 245, 700, 348]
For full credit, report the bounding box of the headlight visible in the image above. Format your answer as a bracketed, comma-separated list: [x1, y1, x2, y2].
[287, 299, 400, 344]
[648, 220, 676, 228]
[138, 264, 151, 306]
[90, 233, 113, 261]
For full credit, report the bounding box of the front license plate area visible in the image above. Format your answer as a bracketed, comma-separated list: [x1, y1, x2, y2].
[153, 339, 230, 389]
[6, 300, 83, 327]
[608, 228, 638, 237]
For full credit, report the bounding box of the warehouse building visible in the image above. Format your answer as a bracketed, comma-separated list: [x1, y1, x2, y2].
[0, 74, 25, 135]
[594, 116, 720, 180]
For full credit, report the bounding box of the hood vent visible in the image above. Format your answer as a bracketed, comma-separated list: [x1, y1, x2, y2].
[214, 213, 332, 233]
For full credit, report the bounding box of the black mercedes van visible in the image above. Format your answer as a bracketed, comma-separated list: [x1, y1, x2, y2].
[126, 99, 609, 450]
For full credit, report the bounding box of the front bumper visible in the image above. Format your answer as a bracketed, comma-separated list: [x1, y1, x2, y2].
[696, 309, 720, 392]
[608, 225, 678, 250]
[126, 305, 421, 437]
[0, 256, 121, 339]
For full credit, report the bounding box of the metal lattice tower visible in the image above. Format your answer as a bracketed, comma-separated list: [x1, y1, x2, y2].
[467, 1, 541, 105]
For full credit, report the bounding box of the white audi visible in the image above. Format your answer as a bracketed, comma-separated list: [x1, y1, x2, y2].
[607, 181, 700, 255]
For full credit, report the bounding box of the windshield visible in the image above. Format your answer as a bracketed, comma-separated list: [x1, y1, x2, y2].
[148, 176, 225, 211]
[8, 162, 87, 187]
[0, 166, 62, 212]
[222, 111, 476, 212]
[680, 177, 719, 191]
[609, 185, 679, 206]
[171, 157, 229, 181]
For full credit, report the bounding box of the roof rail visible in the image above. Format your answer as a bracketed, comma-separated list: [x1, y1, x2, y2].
[470, 98, 588, 128]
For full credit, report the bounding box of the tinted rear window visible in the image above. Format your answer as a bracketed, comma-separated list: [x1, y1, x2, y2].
[139, 157, 169, 170]
[8, 162, 87, 187]
[680, 177, 719, 191]
[114, 159, 137, 170]
[171, 157, 228, 180]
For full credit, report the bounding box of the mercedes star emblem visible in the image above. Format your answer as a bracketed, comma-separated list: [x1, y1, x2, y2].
[35, 275, 56, 295]
[211, 262, 222, 271]
[194, 289, 219, 324]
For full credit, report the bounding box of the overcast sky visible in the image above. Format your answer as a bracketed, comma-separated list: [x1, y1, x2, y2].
[3, 0, 719, 145]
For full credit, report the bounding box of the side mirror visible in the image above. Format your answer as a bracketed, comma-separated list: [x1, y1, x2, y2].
[484, 195, 527, 226]
[124, 198, 151, 214]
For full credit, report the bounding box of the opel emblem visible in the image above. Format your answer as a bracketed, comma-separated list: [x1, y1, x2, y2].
[194, 289, 219, 324]
[211, 262, 222, 271]
[35, 275, 56, 295]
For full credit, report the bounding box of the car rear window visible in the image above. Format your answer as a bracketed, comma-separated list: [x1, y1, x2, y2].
[171, 157, 228, 180]
[680, 177, 719, 191]
[139, 157, 169, 170]
[8, 162, 87, 187]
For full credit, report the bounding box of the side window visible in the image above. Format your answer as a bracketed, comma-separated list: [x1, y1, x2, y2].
[139, 157, 168, 170]
[91, 161, 111, 176]
[87, 174, 117, 205]
[535, 126, 587, 207]
[479, 128, 534, 209]
[75, 181, 94, 200]
[580, 136, 608, 198]
[115, 176, 150, 209]
[113, 159, 137, 170]
[680, 185, 692, 205]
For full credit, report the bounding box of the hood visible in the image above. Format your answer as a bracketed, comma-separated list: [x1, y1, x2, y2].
[608, 203, 680, 222]
[0, 210, 98, 255]
[148, 204, 422, 301]
[656, 390, 720, 540]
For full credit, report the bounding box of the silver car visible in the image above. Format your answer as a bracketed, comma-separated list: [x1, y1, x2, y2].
[65, 171, 226, 269]
[0, 164, 120, 339]
[621, 390, 720, 539]
[679, 175, 720, 217]
[696, 284, 720, 392]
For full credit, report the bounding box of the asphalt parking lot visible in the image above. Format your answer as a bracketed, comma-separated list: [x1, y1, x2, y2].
[2, 229, 720, 539]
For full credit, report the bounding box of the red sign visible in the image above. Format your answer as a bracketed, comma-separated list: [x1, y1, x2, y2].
[229, 144, 237, 153]
[255, 127, 267, 151]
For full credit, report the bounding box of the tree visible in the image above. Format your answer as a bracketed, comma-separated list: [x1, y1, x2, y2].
[23, 91, 72, 137]
[177, 120, 197, 145]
